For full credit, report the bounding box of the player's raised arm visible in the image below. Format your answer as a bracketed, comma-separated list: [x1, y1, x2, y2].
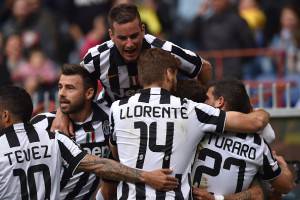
[76, 154, 179, 191]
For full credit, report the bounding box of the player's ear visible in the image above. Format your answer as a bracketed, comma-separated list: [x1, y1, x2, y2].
[86, 88, 95, 100]
[141, 23, 145, 34]
[1, 110, 10, 124]
[216, 96, 225, 108]
[109, 28, 114, 41]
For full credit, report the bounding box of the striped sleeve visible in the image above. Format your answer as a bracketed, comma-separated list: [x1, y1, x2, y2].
[109, 101, 118, 146]
[80, 41, 111, 80]
[259, 140, 281, 180]
[56, 132, 87, 175]
[192, 102, 226, 134]
[31, 112, 56, 131]
[145, 34, 202, 78]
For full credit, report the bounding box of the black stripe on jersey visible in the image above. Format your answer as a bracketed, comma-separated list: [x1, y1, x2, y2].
[160, 90, 171, 104]
[58, 141, 87, 175]
[92, 54, 101, 79]
[151, 38, 166, 48]
[188, 173, 192, 200]
[30, 114, 47, 124]
[24, 124, 39, 143]
[5, 126, 20, 148]
[83, 52, 93, 65]
[174, 174, 184, 200]
[180, 98, 187, 105]
[63, 172, 90, 200]
[262, 154, 281, 180]
[109, 111, 117, 145]
[108, 47, 121, 95]
[97, 43, 109, 53]
[171, 46, 201, 78]
[136, 183, 146, 199]
[235, 133, 247, 140]
[135, 121, 148, 199]
[254, 134, 262, 145]
[83, 177, 100, 199]
[195, 108, 226, 133]
[138, 89, 151, 103]
[120, 182, 129, 200]
[119, 97, 129, 106]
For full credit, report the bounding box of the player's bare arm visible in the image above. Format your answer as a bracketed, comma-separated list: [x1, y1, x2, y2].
[192, 179, 263, 200]
[77, 154, 179, 191]
[270, 153, 295, 194]
[225, 109, 270, 133]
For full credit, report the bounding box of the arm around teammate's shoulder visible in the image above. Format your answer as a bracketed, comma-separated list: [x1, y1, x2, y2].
[224, 109, 269, 133]
[76, 154, 179, 191]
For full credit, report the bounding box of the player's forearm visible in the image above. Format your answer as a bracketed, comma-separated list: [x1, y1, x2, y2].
[224, 188, 263, 200]
[77, 155, 144, 183]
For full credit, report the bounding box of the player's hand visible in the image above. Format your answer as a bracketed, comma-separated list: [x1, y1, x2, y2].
[142, 169, 179, 191]
[192, 186, 214, 200]
[50, 108, 74, 136]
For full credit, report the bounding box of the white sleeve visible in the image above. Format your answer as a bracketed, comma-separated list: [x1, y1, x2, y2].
[258, 123, 276, 144]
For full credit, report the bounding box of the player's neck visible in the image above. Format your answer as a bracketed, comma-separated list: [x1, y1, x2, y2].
[68, 103, 93, 123]
[143, 82, 171, 92]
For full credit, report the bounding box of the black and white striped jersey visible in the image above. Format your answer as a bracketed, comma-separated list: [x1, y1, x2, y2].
[81, 34, 203, 104]
[31, 103, 110, 200]
[0, 123, 86, 200]
[110, 87, 226, 200]
[191, 132, 281, 195]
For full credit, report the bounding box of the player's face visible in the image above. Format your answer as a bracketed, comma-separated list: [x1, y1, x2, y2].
[109, 18, 145, 63]
[58, 75, 87, 114]
[205, 87, 220, 108]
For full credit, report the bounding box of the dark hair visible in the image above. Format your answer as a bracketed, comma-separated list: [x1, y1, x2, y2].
[138, 48, 180, 86]
[0, 86, 33, 122]
[209, 79, 252, 113]
[175, 80, 207, 103]
[61, 64, 98, 99]
[108, 3, 141, 28]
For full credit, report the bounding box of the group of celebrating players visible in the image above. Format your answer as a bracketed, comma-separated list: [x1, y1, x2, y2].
[0, 3, 296, 200]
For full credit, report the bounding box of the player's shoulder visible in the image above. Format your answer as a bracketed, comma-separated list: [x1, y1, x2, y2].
[31, 111, 56, 124]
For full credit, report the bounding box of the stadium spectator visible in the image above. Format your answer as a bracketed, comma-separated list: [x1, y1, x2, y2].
[191, 79, 295, 200]
[239, 0, 266, 47]
[51, 3, 212, 135]
[2, 33, 26, 83]
[12, 48, 58, 112]
[109, 48, 270, 199]
[190, 0, 256, 79]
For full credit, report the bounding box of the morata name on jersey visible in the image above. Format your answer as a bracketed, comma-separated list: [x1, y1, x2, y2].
[120, 105, 188, 119]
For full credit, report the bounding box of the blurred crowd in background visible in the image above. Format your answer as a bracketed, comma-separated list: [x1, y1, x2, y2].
[1, 0, 300, 111]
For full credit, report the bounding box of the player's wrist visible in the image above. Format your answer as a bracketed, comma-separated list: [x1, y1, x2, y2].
[214, 194, 224, 200]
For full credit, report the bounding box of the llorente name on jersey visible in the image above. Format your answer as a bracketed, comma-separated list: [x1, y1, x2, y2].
[120, 105, 188, 119]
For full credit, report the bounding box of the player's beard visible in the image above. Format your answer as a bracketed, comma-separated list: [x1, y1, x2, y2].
[60, 98, 86, 115]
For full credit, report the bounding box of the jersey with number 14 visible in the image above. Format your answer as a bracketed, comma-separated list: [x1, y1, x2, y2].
[191, 132, 281, 195]
[110, 88, 226, 199]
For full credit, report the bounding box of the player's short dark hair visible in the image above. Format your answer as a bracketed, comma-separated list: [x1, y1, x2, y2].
[138, 48, 180, 86]
[61, 64, 98, 99]
[108, 3, 142, 28]
[175, 80, 207, 103]
[0, 86, 33, 122]
[209, 79, 252, 113]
